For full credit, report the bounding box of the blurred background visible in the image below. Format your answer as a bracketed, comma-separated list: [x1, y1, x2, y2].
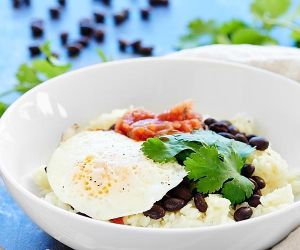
[1, 0, 300, 249]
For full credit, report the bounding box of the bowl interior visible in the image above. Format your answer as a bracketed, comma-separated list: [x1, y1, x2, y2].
[1, 58, 300, 197]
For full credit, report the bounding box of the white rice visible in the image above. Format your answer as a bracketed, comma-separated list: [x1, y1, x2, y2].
[33, 110, 300, 228]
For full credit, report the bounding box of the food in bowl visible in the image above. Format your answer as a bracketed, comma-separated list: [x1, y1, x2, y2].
[33, 100, 300, 228]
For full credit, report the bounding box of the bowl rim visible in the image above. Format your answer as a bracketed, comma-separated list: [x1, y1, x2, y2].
[0, 57, 300, 234]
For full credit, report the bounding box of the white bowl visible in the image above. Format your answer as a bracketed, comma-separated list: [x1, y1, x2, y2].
[0, 58, 300, 250]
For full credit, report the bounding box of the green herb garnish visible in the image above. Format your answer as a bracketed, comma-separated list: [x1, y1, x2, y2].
[142, 130, 255, 204]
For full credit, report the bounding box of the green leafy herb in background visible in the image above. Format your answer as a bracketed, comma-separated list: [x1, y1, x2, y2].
[178, 0, 300, 49]
[142, 130, 255, 204]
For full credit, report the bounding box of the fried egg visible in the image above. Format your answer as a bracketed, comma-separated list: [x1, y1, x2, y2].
[47, 130, 187, 220]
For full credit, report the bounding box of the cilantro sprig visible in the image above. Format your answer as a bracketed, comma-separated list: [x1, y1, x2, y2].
[142, 130, 255, 204]
[0, 41, 71, 116]
[178, 0, 300, 49]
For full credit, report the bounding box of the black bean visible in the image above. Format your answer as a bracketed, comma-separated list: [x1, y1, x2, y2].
[235, 133, 248, 144]
[241, 164, 255, 178]
[12, 0, 21, 8]
[218, 132, 235, 140]
[94, 12, 105, 23]
[66, 44, 82, 57]
[58, 0, 66, 7]
[79, 19, 94, 36]
[163, 198, 185, 211]
[30, 20, 44, 38]
[94, 29, 105, 43]
[24, 0, 31, 6]
[149, 0, 169, 7]
[228, 125, 239, 135]
[172, 186, 192, 202]
[249, 136, 269, 151]
[138, 46, 153, 56]
[49, 7, 60, 20]
[204, 118, 217, 126]
[118, 39, 129, 52]
[77, 36, 90, 48]
[220, 120, 232, 126]
[246, 134, 257, 140]
[249, 178, 258, 192]
[131, 40, 142, 53]
[141, 8, 150, 20]
[123, 9, 130, 19]
[143, 204, 165, 219]
[209, 121, 228, 133]
[234, 207, 253, 221]
[60, 32, 68, 45]
[76, 212, 91, 218]
[109, 124, 116, 130]
[28, 45, 41, 57]
[194, 193, 208, 213]
[254, 189, 262, 196]
[251, 176, 266, 189]
[248, 194, 261, 207]
[101, 0, 111, 6]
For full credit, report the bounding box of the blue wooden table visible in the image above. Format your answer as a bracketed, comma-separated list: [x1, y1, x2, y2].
[0, 0, 297, 249]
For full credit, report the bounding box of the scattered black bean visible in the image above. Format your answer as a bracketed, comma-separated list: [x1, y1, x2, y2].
[141, 8, 150, 20]
[208, 121, 228, 133]
[118, 39, 129, 52]
[138, 46, 153, 56]
[93, 11, 105, 23]
[60, 32, 68, 45]
[76, 212, 91, 218]
[235, 133, 248, 144]
[204, 118, 217, 126]
[163, 198, 185, 211]
[249, 136, 269, 151]
[49, 7, 61, 20]
[218, 132, 235, 140]
[143, 204, 165, 219]
[66, 43, 82, 57]
[251, 176, 266, 189]
[101, 0, 111, 6]
[24, 0, 31, 6]
[241, 164, 255, 178]
[58, 0, 66, 7]
[249, 178, 259, 192]
[194, 193, 208, 213]
[79, 19, 94, 36]
[228, 125, 239, 135]
[12, 0, 21, 9]
[149, 0, 169, 7]
[94, 29, 105, 43]
[77, 36, 90, 48]
[131, 40, 142, 53]
[248, 194, 261, 207]
[172, 186, 192, 202]
[28, 45, 41, 57]
[234, 207, 253, 221]
[30, 20, 44, 38]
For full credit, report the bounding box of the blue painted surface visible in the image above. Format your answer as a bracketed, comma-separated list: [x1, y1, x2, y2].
[0, 0, 299, 249]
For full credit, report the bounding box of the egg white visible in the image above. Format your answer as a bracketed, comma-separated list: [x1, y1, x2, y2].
[47, 130, 187, 220]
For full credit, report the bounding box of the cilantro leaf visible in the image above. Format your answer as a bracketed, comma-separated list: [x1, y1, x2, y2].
[231, 28, 277, 44]
[0, 102, 8, 116]
[184, 146, 229, 193]
[251, 0, 291, 19]
[31, 59, 71, 79]
[145, 130, 254, 161]
[184, 147, 254, 204]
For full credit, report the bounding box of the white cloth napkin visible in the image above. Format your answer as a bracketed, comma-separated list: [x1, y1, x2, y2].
[168, 44, 300, 249]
